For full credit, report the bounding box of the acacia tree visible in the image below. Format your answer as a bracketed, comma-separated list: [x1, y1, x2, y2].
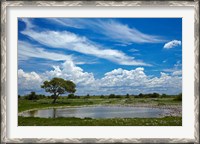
[41, 77, 76, 104]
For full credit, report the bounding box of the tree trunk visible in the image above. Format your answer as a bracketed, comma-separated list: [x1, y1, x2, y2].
[52, 94, 58, 104]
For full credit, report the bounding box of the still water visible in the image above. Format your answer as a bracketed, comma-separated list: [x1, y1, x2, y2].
[19, 106, 170, 118]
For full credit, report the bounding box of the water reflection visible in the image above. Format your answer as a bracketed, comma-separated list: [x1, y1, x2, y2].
[19, 106, 170, 118]
[53, 108, 56, 118]
[29, 110, 38, 117]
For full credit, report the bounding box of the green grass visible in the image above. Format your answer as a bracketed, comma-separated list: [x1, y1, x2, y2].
[18, 116, 182, 126]
[18, 97, 181, 126]
[18, 99, 95, 112]
[18, 97, 181, 112]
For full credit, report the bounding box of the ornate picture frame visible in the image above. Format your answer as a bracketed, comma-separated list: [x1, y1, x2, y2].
[1, 1, 199, 143]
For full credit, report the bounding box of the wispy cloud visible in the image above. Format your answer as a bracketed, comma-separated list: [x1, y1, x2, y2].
[46, 18, 84, 29]
[45, 18, 166, 44]
[96, 20, 166, 44]
[162, 60, 167, 63]
[20, 18, 35, 29]
[163, 40, 181, 49]
[18, 40, 73, 61]
[21, 19, 151, 66]
[163, 61, 182, 75]
[129, 48, 139, 52]
[18, 40, 97, 65]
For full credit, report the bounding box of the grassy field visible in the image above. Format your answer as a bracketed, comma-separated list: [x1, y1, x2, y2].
[18, 116, 182, 126]
[18, 96, 182, 126]
[18, 96, 181, 112]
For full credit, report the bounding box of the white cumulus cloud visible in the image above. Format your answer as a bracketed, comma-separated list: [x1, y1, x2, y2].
[172, 70, 182, 76]
[163, 40, 181, 49]
[43, 60, 95, 86]
[18, 69, 43, 94]
[99, 67, 148, 87]
[18, 64, 182, 95]
[18, 60, 95, 95]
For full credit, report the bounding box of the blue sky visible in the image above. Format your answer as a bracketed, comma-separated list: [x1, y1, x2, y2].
[18, 18, 182, 95]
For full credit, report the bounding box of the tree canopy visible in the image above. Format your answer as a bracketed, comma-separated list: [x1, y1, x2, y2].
[41, 77, 76, 103]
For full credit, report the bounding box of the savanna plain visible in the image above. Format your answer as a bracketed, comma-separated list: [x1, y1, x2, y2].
[18, 93, 182, 126]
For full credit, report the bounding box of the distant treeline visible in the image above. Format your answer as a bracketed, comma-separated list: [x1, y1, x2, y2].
[18, 92, 182, 101]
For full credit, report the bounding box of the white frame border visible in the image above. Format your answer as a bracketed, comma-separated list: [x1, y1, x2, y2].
[1, 1, 199, 143]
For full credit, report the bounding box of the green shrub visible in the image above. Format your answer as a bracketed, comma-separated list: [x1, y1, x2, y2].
[125, 93, 130, 98]
[173, 93, 182, 101]
[100, 95, 105, 98]
[68, 93, 75, 99]
[108, 94, 115, 98]
[27, 92, 39, 100]
[108, 94, 121, 98]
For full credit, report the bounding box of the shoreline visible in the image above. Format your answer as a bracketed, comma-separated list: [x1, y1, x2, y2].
[18, 103, 182, 118]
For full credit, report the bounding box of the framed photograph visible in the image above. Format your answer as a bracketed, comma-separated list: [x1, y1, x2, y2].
[1, 0, 199, 143]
